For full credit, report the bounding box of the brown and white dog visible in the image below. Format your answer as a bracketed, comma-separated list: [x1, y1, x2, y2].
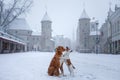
[60, 47, 75, 76]
[48, 46, 65, 76]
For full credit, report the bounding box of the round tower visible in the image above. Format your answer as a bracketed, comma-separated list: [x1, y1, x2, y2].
[41, 12, 54, 51]
[77, 9, 90, 52]
[41, 12, 52, 39]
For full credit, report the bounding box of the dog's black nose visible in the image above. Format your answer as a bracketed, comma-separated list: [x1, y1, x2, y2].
[70, 50, 73, 52]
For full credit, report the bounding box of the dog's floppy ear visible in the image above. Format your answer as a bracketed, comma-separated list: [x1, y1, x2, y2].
[62, 46, 65, 51]
[56, 46, 65, 52]
[56, 46, 63, 53]
[56, 46, 61, 50]
[56, 47, 61, 52]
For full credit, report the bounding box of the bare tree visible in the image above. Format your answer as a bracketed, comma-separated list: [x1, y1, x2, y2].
[0, 0, 33, 31]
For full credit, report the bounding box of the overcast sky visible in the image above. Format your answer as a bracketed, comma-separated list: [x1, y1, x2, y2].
[26, 0, 118, 40]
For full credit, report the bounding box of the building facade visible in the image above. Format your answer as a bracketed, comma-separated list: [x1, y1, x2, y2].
[76, 10, 101, 53]
[76, 9, 91, 53]
[0, 1, 26, 53]
[7, 18, 34, 51]
[99, 4, 120, 54]
[99, 22, 110, 53]
[0, 1, 63, 53]
[109, 5, 120, 54]
[89, 18, 100, 53]
[53, 35, 71, 48]
[41, 12, 55, 52]
[0, 31, 26, 53]
[6, 12, 55, 52]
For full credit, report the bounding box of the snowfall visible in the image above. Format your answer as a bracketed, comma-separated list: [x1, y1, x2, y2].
[0, 51, 120, 80]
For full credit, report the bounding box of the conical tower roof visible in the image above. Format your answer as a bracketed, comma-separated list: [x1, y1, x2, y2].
[41, 12, 51, 22]
[80, 9, 90, 19]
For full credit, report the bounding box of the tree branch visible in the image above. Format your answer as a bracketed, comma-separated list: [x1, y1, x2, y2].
[2, 0, 32, 28]
[1, 0, 18, 26]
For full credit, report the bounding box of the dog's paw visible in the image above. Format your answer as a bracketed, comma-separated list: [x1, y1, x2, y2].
[63, 75, 67, 77]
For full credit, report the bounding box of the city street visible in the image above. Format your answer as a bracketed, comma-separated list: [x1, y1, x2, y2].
[0, 52, 120, 80]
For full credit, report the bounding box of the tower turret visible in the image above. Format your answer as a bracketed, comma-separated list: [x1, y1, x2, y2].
[77, 9, 91, 53]
[41, 12, 52, 39]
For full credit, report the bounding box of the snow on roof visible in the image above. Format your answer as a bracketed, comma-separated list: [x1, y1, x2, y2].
[80, 9, 90, 19]
[0, 31, 26, 45]
[41, 12, 51, 22]
[9, 18, 32, 31]
[32, 31, 41, 35]
[91, 17, 97, 22]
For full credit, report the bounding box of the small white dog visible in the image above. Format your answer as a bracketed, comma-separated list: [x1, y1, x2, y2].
[60, 47, 75, 77]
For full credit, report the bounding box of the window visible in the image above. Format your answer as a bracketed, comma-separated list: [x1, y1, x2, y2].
[117, 21, 119, 32]
[91, 25, 95, 31]
[118, 21, 120, 31]
[27, 37, 29, 40]
[115, 23, 117, 33]
[37, 38, 39, 40]
[33, 38, 35, 40]
[15, 31, 18, 33]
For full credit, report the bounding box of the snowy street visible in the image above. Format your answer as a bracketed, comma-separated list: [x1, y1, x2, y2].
[0, 52, 120, 80]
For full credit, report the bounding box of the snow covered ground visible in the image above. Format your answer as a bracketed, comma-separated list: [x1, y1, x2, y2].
[0, 51, 120, 80]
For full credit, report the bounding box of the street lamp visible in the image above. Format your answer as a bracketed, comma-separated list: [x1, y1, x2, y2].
[84, 32, 86, 53]
[96, 20, 99, 54]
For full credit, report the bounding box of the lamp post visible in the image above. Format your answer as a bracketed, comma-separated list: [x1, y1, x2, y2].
[84, 32, 86, 53]
[108, 18, 112, 53]
[96, 21, 99, 54]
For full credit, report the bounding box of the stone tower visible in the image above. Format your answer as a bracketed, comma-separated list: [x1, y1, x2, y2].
[41, 12, 54, 51]
[41, 12, 52, 39]
[76, 9, 90, 53]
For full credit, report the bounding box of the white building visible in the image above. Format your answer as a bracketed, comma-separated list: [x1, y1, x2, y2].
[76, 9, 102, 53]
[7, 18, 42, 51]
[0, 1, 26, 53]
[7, 12, 55, 52]
[99, 4, 120, 54]
[7, 18, 33, 51]
[0, 1, 55, 53]
[99, 21, 110, 53]
[28, 33, 42, 51]
[53, 35, 71, 48]
[89, 18, 100, 53]
[76, 9, 91, 53]
[0, 30, 26, 53]
[41, 12, 55, 52]
[110, 5, 120, 54]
